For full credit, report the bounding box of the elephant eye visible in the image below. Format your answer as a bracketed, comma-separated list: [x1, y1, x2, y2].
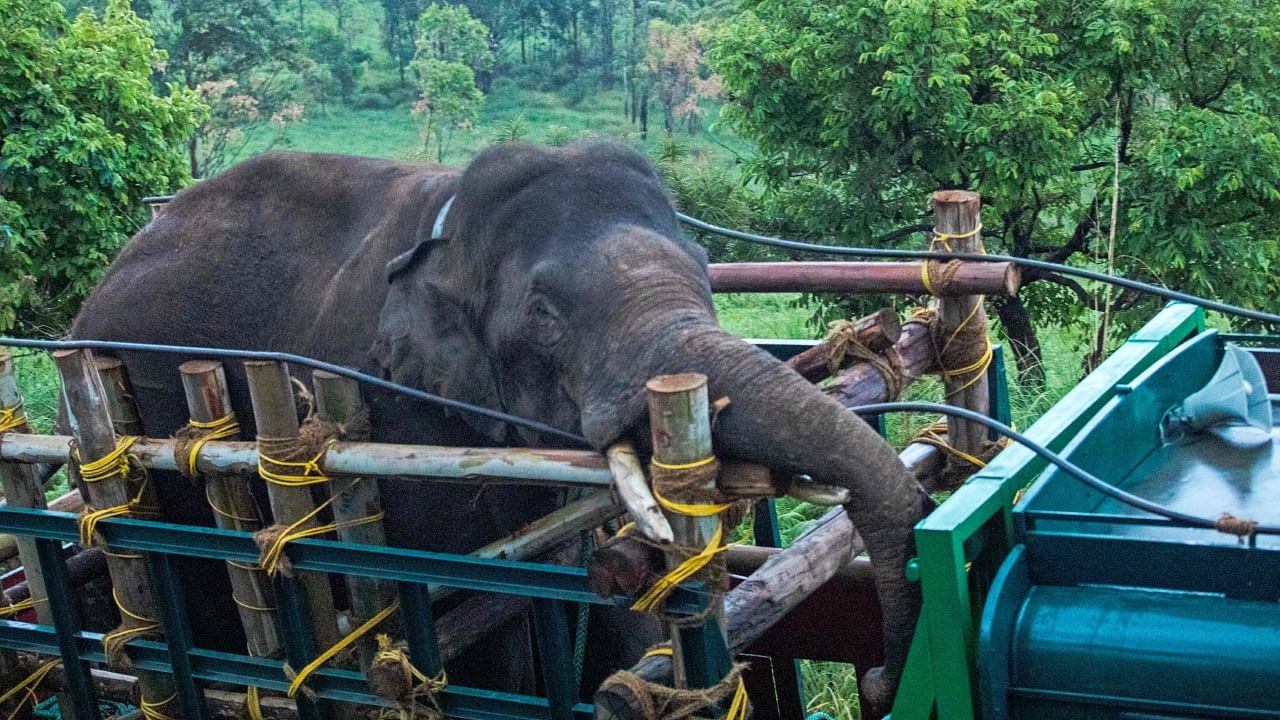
[527, 296, 563, 345]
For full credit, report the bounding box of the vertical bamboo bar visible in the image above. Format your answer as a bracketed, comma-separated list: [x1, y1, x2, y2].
[0, 352, 52, 624]
[645, 373, 727, 690]
[0, 352, 52, 720]
[311, 369, 388, 670]
[179, 361, 281, 659]
[94, 358, 143, 436]
[52, 349, 180, 718]
[243, 361, 341, 654]
[933, 190, 991, 458]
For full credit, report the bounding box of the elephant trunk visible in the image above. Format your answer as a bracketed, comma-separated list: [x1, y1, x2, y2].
[580, 320, 925, 715]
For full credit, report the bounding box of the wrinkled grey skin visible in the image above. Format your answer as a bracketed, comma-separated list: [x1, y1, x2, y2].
[69, 142, 924, 714]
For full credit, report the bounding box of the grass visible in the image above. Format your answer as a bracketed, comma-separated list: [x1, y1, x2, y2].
[233, 83, 749, 171]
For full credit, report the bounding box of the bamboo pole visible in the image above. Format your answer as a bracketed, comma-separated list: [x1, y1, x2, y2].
[932, 191, 991, 459]
[645, 373, 726, 690]
[52, 348, 180, 717]
[708, 261, 1019, 296]
[94, 358, 143, 436]
[179, 361, 281, 660]
[0, 352, 52, 625]
[823, 316, 939, 407]
[242, 361, 342, 654]
[311, 369, 389, 670]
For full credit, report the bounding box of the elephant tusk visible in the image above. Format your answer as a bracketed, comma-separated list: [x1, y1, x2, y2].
[606, 441, 674, 545]
[786, 478, 853, 506]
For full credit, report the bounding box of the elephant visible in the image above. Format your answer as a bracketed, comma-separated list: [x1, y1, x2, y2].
[67, 141, 927, 715]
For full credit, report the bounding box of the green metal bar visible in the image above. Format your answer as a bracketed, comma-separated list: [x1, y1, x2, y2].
[145, 553, 210, 720]
[0, 509, 709, 612]
[34, 538, 99, 720]
[749, 498, 807, 718]
[532, 600, 577, 720]
[894, 303, 1206, 720]
[986, 345, 1012, 439]
[398, 582, 444, 677]
[272, 574, 327, 720]
[0, 621, 594, 720]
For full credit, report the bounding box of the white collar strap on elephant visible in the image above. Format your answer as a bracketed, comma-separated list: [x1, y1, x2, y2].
[432, 195, 455, 241]
[385, 195, 456, 280]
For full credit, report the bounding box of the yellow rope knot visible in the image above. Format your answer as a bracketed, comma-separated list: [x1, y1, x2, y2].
[75, 436, 157, 548]
[286, 598, 401, 700]
[257, 415, 348, 487]
[824, 318, 906, 398]
[102, 588, 161, 668]
[629, 455, 734, 614]
[602, 645, 750, 720]
[174, 414, 240, 478]
[370, 634, 448, 719]
[0, 658, 59, 720]
[254, 479, 384, 577]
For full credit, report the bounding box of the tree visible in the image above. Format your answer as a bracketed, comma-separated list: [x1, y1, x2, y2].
[0, 0, 205, 332]
[411, 4, 494, 162]
[148, 0, 303, 176]
[712, 0, 1280, 379]
[648, 20, 720, 134]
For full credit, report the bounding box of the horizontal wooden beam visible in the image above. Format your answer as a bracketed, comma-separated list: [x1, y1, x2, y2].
[709, 261, 1019, 296]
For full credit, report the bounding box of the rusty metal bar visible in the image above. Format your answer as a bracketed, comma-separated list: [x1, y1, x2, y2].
[708, 261, 1019, 296]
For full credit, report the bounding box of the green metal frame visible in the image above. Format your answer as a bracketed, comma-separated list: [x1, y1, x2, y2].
[889, 303, 1206, 720]
[0, 504, 714, 720]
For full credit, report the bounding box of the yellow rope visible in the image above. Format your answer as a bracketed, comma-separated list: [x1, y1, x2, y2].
[930, 224, 983, 247]
[139, 693, 179, 720]
[258, 438, 337, 487]
[287, 599, 401, 698]
[650, 456, 717, 471]
[631, 523, 731, 613]
[206, 484, 260, 525]
[372, 633, 448, 713]
[78, 436, 140, 484]
[0, 404, 28, 433]
[234, 596, 276, 613]
[102, 588, 160, 661]
[246, 686, 264, 720]
[184, 415, 240, 476]
[654, 488, 732, 517]
[258, 485, 385, 577]
[0, 658, 58, 720]
[629, 644, 748, 720]
[0, 597, 46, 617]
[914, 422, 988, 469]
[643, 645, 672, 658]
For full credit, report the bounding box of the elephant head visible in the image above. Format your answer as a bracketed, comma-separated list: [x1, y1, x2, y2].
[371, 142, 925, 712]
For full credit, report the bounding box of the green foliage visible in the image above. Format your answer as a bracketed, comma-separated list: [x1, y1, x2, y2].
[0, 0, 205, 333]
[307, 20, 373, 103]
[490, 113, 529, 144]
[415, 2, 495, 72]
[411, 3, 493, 161]
[711, 0, 1280, 348]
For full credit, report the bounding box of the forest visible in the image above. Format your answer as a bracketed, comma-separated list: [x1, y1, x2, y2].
[4, 1, 1280, 716]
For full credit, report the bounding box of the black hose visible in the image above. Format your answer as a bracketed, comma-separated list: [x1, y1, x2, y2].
[853, 401, 1279, 536]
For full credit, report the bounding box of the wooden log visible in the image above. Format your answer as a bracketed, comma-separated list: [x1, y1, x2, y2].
[933, 191, 991, 464]
[53, 349, 180, 717]
[822, 317, 938, 407]
[3, 547, 106, 604]
[179, 361, 281, 661]
[605, 441, 672, 544]
[645, 373, 726, 690]
[0, 352, 52, 626]
[242, 361, 342, 655]
[785, 308, 901, 383]
[708, 261, 1020, 296]
[312, 369, 390, 670]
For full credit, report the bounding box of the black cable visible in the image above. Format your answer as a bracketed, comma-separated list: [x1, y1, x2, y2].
[0, 336, 589, 446]
[678, 213, 1280, 326]
[853, 401, 1279, 536]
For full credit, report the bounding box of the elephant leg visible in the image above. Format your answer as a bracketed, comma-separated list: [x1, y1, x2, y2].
[578, 605, 663, 698]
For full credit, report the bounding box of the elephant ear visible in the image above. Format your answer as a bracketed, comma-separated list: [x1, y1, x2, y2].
[371, 273, 510, 444]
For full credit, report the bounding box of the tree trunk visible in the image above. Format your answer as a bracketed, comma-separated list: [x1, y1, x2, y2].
[639, 86, 648, 138]
[599, 0, 615, 87]
[188, 136, 200, 179]
[994, 295, 1045, 385]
